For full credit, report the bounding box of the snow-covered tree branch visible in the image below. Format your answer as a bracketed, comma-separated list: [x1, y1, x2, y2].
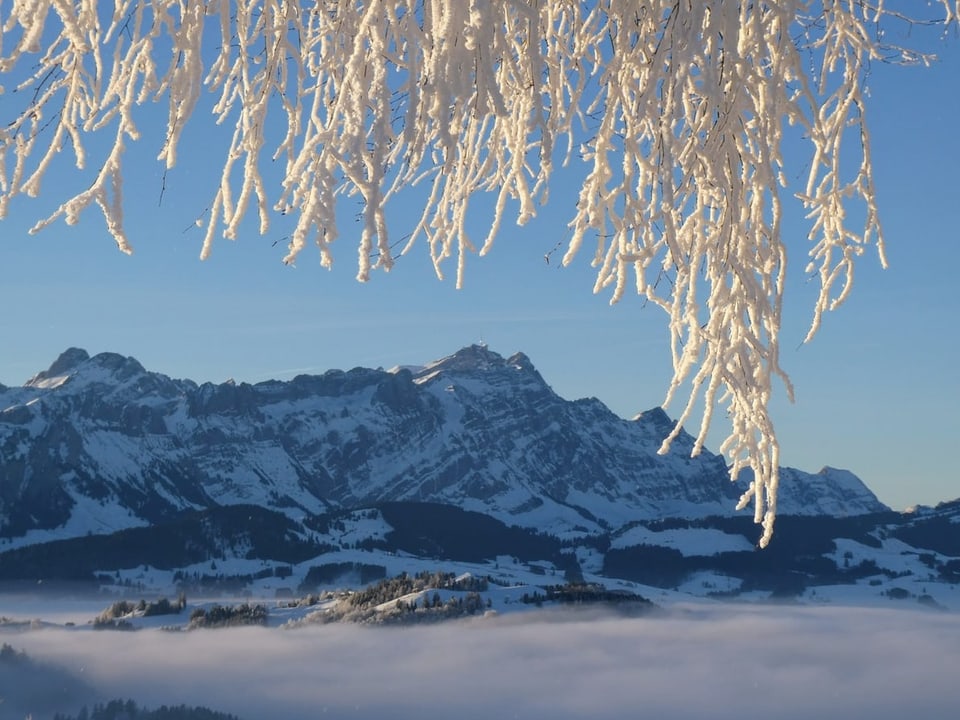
[1, 1, 956, 545]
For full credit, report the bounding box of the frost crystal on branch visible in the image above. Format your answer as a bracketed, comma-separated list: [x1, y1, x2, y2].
[1, 1, 956, 545]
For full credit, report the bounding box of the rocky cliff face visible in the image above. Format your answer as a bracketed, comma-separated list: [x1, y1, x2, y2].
[0, 345, 887, 543]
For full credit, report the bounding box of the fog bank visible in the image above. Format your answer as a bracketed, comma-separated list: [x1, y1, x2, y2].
[7, 604, 960, 719]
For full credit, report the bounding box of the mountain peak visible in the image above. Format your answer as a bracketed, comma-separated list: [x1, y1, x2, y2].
[25, 348, 150, 390]
[25, 347, 90, 387]
[413, 345, 548, 387]
[506, 351, 534, 370]
[414, 344, 505, 377]
[87, 351, 147, 378]
[632, 406, 675, 434]
[47, 347, 90, 375]
[443, 343, 505, 369]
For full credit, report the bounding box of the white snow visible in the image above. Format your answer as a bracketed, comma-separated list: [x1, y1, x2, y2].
[4, 490, 148, 551]
[611, 525, 755, 555]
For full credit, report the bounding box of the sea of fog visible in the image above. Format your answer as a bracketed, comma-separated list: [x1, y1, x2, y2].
[3, 601, 960, 719]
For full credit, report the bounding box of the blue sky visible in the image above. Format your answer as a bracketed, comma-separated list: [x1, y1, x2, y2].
[1, 23, 957, 511]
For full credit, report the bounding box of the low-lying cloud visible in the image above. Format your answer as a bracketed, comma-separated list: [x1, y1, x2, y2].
[7, 603, 960, 720]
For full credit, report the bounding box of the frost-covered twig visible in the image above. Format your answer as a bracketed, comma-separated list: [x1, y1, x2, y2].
[1, 1, 956, 545]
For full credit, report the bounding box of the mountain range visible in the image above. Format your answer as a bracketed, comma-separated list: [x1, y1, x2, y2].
[1, 344, 885, 542]
[1, 345, 956, 608]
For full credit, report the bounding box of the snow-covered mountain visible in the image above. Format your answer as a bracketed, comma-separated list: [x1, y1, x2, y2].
[0, 344, 886, 545]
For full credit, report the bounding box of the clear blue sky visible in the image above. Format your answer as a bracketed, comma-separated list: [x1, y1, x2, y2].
[1, 26, 957, 512]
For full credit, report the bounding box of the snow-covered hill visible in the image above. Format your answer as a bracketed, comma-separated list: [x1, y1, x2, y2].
[1, 344, 886, 546]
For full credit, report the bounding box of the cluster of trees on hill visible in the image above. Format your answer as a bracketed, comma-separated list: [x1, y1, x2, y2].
[1, 642, 28, 664]
[290, 570, 496, 626]
[187, 603, 268, 629]
[88, 597, 269, 630]
[348, 571, 493, 608]
[53, 699, 239, 720]
[379, 502, 563, 563]
[521, 583, 652, 610]
[298, 561, 387, 592]
[93, 595, 188, 630]
[290, 570, 659, 626]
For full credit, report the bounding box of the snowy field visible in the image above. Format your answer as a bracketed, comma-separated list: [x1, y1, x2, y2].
[3, 599, 960, 719]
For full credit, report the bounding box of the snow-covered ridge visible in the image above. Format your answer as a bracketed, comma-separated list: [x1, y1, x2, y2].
[0, 345, 888, 545]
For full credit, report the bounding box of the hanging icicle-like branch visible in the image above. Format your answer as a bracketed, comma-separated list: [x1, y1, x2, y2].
[1, 1, 956, 545]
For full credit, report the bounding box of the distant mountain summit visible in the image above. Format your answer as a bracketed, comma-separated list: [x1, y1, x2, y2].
[27, 346, 90, 384]
[0, 345, 887, 543]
